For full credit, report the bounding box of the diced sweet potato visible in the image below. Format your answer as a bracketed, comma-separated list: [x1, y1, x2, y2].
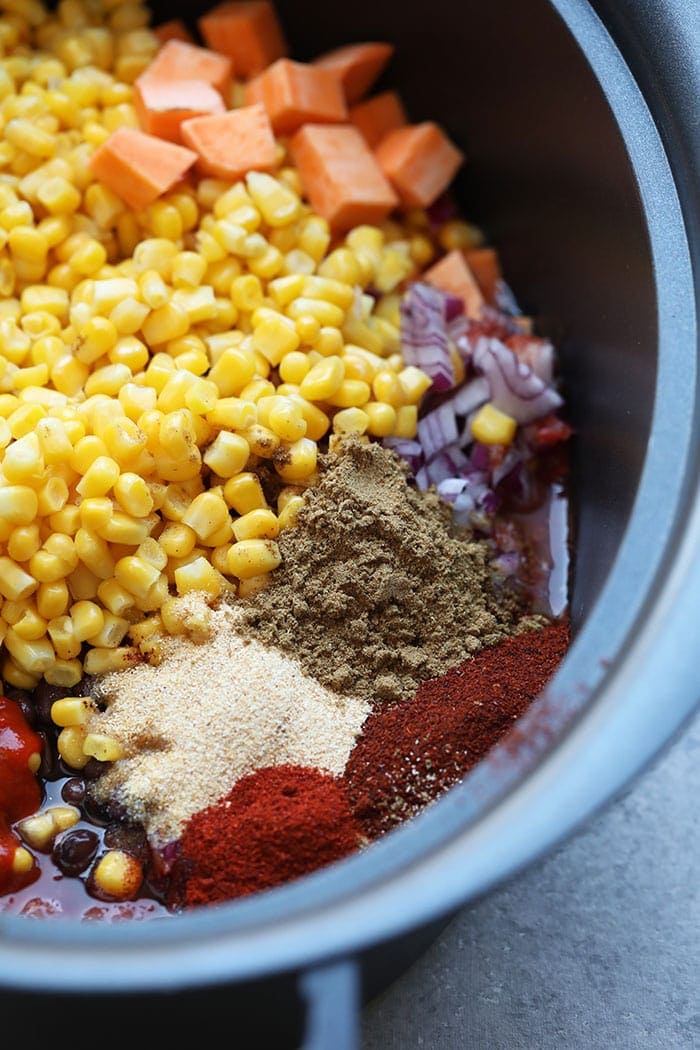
[290, 123, 398, 233]
[349, 90, 407, 149]
[243, 58, 347, 135]
[139, 39, 233, 100]
[198, 1, 287, 78]
[181, 104, 277, 180]
[375, 122, 464, 207]
[464, 247, 502, 304]
[87, 127, 198, 211]
[151, 19, 194, 45]
[423, 249, 485, 319]
[134, 78, 226, 143]
[312, 41, 393, 104]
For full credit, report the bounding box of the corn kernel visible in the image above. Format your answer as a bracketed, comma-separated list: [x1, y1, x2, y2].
[299, 357, 344, 402]
[91, 849, 142, 900]
[0, 557, 37, 601]
[222, 472, 267, 515]
[83, 733, 124, 762]
[274, 436, 317, 482]
[227, 538, 281, 580]
[181, 491, 231, 542]
[51, 696, 95, 728]
[174, 555, 224, 598]
[0, 484, 38, 525]
[232, 508, 279, 542]
[202, 431, 250, 477]
[470, 402, 518, 445]
[364, 401, 397, 437]
[83, 646, 138, 675]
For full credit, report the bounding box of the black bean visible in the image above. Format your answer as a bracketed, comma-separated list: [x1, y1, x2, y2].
[52, 829, 100, 877]
[38, 730, 60, 780]
[103, 822, 148, 862]
[82, 757, 110, 780]
[61, 778, 86, 806]
[33, 680, 72, 727]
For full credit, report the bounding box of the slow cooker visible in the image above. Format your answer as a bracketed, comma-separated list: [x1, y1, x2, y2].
[1, 0, 698, 1045]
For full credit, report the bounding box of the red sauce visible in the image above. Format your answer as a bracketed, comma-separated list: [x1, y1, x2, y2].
[0, 696, 42, 895]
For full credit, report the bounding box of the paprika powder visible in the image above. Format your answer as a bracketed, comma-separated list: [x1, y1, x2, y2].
[174, 764, 364, 908]
[344, 620, 570, 838]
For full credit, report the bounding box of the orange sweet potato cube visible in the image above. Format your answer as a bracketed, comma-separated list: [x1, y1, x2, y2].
[181, 104, 277, 181]
[290, 123, 398, 233]
[152, 19, 194, 45]
[375, 122, 464, 208]
[87, 127, 198, 211]
[349, 90, 407, 149]
[464, 247, 502, 304]
[198, 1, 288, 78]
[312, 41, 394, 104]
[423, 249, 485, 319]
[134, 78, 225, 143]
[243, 58, 347, 135]
[139, 39, 233, 100]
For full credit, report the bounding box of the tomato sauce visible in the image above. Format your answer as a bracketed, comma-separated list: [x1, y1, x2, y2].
[0, 697, 42, 895]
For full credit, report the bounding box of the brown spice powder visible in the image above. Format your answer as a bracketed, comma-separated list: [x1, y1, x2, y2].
[241, 438, 538, 703]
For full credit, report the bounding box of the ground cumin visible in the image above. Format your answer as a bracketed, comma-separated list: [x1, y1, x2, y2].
[241, 438, 537, 704]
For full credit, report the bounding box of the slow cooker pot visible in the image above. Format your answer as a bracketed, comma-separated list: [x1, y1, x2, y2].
[1, 0, 698, 1045]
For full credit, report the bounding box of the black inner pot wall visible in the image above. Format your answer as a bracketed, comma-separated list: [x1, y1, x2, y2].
[157, 0, 658, 627]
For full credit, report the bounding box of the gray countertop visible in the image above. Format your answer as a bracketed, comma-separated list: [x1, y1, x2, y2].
[363, 710, 700, 1049]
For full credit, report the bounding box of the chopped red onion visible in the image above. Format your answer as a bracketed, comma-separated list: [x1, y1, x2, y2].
[492, 551, 520, 577]
[400, 282, 455, 393]
[472, 337, 563, 424]
[436, 477, 470, 503]
[417, 400, 459, 462]
[383, 437, 424, 473]
[450, 376, 490, 417]
[494, 278, 522, 316]
[492, 445, 524, 486]
[506, 333, 555, 384]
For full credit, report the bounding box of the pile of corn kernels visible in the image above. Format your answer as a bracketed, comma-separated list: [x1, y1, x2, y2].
[0, 0, 477, 702]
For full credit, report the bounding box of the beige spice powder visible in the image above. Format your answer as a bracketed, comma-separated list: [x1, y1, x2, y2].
[86, 601, 370, 846]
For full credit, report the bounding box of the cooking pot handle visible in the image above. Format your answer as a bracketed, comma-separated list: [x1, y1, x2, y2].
[299, 957, 360, 1049]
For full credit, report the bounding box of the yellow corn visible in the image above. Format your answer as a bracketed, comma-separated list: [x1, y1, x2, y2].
[227, 538, 281, 580]
[470, 403, 518, 445]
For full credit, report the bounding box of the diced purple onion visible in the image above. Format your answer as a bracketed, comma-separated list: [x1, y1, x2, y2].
[451, 472, 495, 525]
[426, 453, 460, 486]
[444, 293, 465, 322]
[492, 551, 520, 577]
[492, 445, 524, 486]
[450, 376, 490, 417]
[415, 466, 429, 490]
[417, 400, 459, 462]
[400, 282, 455, 393]
[382, 437, 424, 473]
[472, 337, 563, 424]
[494, 278, 522, 316]
[436, 477, 470, 503]
[509, 335, 554, 384]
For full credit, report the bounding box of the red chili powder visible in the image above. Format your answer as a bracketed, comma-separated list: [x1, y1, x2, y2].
[344, 620, 570, 838]
[176, 764, 363, 908]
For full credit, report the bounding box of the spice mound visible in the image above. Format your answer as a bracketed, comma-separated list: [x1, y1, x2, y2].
[241, 438, 535, 703]
[345, 620, 570, 837]
[171, 765, 363, 908]
[85, 602, 370, 846]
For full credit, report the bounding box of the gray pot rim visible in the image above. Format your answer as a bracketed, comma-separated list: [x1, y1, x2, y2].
[1, 0, 698, 992]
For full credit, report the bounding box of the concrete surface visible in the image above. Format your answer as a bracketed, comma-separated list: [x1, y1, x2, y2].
[363, 710, 700, 1049]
